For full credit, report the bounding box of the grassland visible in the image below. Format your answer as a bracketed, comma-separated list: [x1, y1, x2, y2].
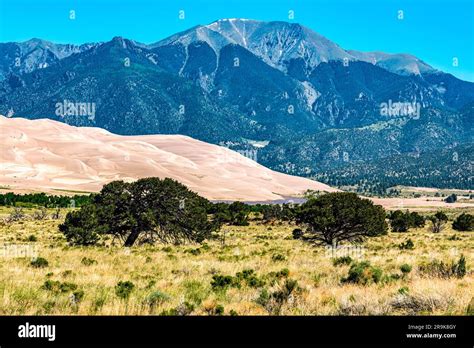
[0, 206, 473, 315]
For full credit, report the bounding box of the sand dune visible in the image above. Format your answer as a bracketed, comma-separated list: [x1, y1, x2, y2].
[0, 116, 336, 201]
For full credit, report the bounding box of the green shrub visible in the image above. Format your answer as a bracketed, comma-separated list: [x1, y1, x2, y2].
[41, 280, 61, 292]
[399, 239, 415, 250]
[452, 213, 474, 231]
[452, 255, 467, 278]
[409, 212, 426, 228]
[398, 286, 409, 295]
[184, 247, 202, 256]
[42, 300, 56, 313]
[256, 279, 300, 315]
[418, 255, 467, 279]
[72, 290, 85, 303]
[215, 304, 225, 315]
[210, 275, 237, 290]
[206, 304, 225, 316]
[292, 228, 303, 239]
[275, 268, 290, 278]
[342, 261, 383, 285]
[272, 254, 286, 262]
[419, 260, 450, 278]
[400, 264, 412, 274]
[211, 270, 266, 291]
[183, 280, 208, 305]
[61, 270, 73, 277]
[467, 297, 474, 315]
[115, 281, 135, 299]
[235, 269, 265, 288]
[444, 194, 457, 203]
[333, 256, 353, 266]
[389, 211, 425, 232]
[429, 211, 448, 233]
[145, 280, 156, 289]
[30, 257, 49, 268]
[59, 205, 101, 246]
[60, 282, 78, 292]
[92, 291, 107, 312]
[146, 291, 170, 309]
[447, 234, 462, 241]
[27, 235, 37, 242]
[212, 201, 251, 226]
[389, 210, 410, 232]
[266, 269, 290, 286]
[41, 280, 79, 293]
[81, 257, 97, 266]
[160, 302, 194, 316]
[256, 288, 270, 307]
[387, 273, 402, 281]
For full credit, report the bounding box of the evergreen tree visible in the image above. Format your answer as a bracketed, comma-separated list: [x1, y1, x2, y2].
[60, 178, 220, 246]
[452, 213, 474, 231]
[295, 192, 387, 246]
[429, 211, 448, 233]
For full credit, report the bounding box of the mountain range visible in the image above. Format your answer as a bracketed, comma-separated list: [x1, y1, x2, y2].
[1, 19, 473, 191]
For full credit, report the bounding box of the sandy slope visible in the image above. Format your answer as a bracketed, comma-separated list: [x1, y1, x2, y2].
[0, 116, 336, 201]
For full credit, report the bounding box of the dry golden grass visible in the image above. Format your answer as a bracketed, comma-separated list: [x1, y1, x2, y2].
[0, 206, 473, 315]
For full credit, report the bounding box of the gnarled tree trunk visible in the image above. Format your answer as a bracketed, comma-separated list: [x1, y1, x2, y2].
[124, 228, 141, 247]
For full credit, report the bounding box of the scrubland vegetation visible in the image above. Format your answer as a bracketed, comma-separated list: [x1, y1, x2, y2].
[0, 183, 473, 316]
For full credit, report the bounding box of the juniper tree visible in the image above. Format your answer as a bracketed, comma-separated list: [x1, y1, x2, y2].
[60, 178, 220, 246]
[452, 213, 473, 231]
[429, 211, 448, 233]
[295, 192, 387, 246]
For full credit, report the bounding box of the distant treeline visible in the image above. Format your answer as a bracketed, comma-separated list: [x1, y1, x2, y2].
[0, 192, 92, 208]
[313, 143, 474, 195]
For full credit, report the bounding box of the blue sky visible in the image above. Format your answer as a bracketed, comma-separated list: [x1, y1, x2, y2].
[0, 0, 472, 81]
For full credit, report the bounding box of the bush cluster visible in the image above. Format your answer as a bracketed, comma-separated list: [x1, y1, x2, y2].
[389, 211, 425, 232]
[452, 213, 473, 231]
[418, 255, 467, 279]
[30, 257, 49, 268]
[41, 280, 78, 293]
[342, 261, 383, 285]
[115, 281, 135, 299]
[399, 239, 415, 250]
[332, 256, 353, 266]
[211, 269, 266, 291]
[256, 279, 300, 315]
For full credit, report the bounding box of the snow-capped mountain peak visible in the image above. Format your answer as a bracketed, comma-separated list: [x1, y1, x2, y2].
[151, 18, 440, 78]
[155, 19, 353, 73]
